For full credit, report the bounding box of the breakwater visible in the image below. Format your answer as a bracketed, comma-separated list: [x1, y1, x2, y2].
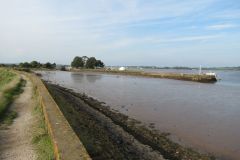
[71, 69, 217, 83]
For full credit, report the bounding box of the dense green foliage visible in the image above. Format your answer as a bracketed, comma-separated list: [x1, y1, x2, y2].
[30, 61, 41, 68]
[71, 56, 84, 68]
[71, 56, 105, 69]
[18, 61, 56, 69]
[95, 60, 105, 68]
[0, 69, 16, 91]
[0, 78, 25, 119]
[85, 57, 97, 69]
[43, 62, 56, 69]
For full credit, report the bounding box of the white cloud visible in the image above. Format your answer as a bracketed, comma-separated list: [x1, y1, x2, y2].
[97, 35, 220, 50]
[206, 24, 237, 30]
[153, 35, 220, 43]
[0, 0, 239, 66]
[210, 9, 240, 20]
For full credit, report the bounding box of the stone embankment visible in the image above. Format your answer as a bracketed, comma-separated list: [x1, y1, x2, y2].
[28, 74, 91, 160]
[71, 69, 217, 83]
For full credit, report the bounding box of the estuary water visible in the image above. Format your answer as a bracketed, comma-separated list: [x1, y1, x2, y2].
[40, 70, 240, 160]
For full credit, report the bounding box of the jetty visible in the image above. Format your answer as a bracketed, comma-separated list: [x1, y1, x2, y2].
[71, 69, 218, 83]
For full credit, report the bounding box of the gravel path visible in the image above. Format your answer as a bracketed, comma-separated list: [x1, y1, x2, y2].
[0, 76, 37, 160]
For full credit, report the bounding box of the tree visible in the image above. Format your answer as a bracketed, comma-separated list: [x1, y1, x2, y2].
[30, 61, 40, 68]
[0, 64, 6, 67]
[82, 56, 89, 67]
[52, 63, 56, 69]
[86, 57, 97, 69]
[43, 62, 56, 69]
[71, 56, 84, 68]
[95, 60, 105, 68]
[20, 62, 30, 68]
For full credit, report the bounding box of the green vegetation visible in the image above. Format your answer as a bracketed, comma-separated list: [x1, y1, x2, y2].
[0, 69, 16, 91]
[71, 56, 84, 68]
[32, 87, 54, 160]
[1, 111, 17, 125]
[71, 56, 104, 69]
[18, 61, 56, 69]
[0, 73, 26, 125]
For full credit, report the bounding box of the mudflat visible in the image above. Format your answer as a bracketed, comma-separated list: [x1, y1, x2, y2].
[45, 82, 214, 160]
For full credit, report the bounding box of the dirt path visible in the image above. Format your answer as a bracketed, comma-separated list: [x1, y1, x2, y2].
[0, 76, 37, 160]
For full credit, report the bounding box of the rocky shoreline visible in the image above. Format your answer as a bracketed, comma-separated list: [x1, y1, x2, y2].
[45, 82, 215, 160]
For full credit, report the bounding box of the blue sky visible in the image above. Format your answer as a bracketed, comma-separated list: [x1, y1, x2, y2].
[0, 0, 239, 67]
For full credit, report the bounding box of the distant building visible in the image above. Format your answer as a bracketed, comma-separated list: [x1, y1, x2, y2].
[65, 66, 72, 70]
[118, 67, 126, 71]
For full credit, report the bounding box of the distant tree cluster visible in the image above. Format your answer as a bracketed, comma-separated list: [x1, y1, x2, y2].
[71, 56, 104, 69]
[0, 64, 6, 67]
[18, 61, 56, 69]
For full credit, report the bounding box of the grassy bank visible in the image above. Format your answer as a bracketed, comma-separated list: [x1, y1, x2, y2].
[32, 86, 54, 160]
[0, 79, 26, 124]
[0, 68, 17, 91]
[71, 69, 217, 83]
[0, 69, 25, 123]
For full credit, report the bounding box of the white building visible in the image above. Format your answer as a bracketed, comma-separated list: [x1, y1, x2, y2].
[118, 67, 126, 71]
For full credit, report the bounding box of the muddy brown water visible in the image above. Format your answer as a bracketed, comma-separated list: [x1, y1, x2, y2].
[39, 70, 240, 160]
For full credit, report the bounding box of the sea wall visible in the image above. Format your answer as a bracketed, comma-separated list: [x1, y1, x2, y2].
[70, 69, 217, 83]
[28, 73, 91, 160]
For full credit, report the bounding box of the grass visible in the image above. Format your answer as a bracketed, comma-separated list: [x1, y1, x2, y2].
[0, 78, 26, 126]
[32, 86, 54, 160]
[0, 79, 25, 115]
[0, 111, 18, 127]
[0, 68, 17, 91]
[0, 68, 26, 125]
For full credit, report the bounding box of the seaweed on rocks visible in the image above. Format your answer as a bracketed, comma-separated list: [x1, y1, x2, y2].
[45, 82, 164, 160]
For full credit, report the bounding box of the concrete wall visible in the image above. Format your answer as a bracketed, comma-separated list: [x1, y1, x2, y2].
[29, 74, 91, 160]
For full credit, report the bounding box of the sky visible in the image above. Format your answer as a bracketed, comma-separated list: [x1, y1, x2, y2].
[0, 0, 239, 67]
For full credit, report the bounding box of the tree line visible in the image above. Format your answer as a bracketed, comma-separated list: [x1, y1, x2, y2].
[0, 56, 105, 70]
[18, 61, 56, 69]
[71, 56, 104, 69]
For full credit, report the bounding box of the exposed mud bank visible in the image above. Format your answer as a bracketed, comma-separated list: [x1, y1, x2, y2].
[45, 82, 215, 160]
